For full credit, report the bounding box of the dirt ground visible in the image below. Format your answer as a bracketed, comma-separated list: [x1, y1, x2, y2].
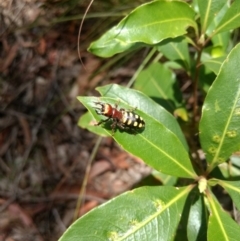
[0, 1, 151, 240]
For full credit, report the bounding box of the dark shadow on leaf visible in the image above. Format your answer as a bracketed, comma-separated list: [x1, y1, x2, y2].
[99, 119, 145, 135]
[150, 97, 177, 113]
[174, 188, 208, 241]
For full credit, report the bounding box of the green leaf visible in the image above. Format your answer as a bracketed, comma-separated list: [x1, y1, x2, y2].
[202, 56, 225, 75]
[197, 0, 225, 33]
[211, 31, 231, 52]
[207, 191, 240, 241]
[88, 29, 144, 58]
[134, 62, 183, 113]
[230, 153, 240, 170]
[78, 85, 196, 178]
[78, 95, 195, 178]
[206, 2, 229, 36]
[213, 162, 240, 179]
[164, 61, 183, 70]
[59, 186, 193, 241]
[215, 1, 240, 34]
[157, 37, 191, 70]
[217, 180, 240, 212]
[199, 43, 240, 172]
[88, 0, 197, 57]
[78, 112, 108, 136]
[151, 170, 177, 186]
[187, 195, 207, 241]
[209, 153, 240, 179]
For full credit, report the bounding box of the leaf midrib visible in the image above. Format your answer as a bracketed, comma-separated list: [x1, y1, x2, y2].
[209, 196, 230, 241]
[121, 18, 195, 31]
[201, 0, 212, 33]
[215, 12, 240, 34]
[220, 181, 240, 193]
[138, 129, 195, 178]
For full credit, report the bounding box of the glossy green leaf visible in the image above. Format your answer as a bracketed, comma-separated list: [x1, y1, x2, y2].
[157, 37, 190, 70]
[78, 86, 196, 178]
[88, 28, 144, 58]
[214, 162, 240, 179]
[78, 96, 195, 178]
[218, 180, 240, 211]
[211, 31, 231, 52]
[210, 153, 240, 180]
[187, 194, 207, 241]
[199, 43, 240, 172]
[197, 0, 225, 33]
[202, 56, 225, 75]
[191, 0, 199, 14]
[151, 170, 177, 186]
[206, 2, 229, 36]
[78, 112, 108, 136]
[164, 61, 183, 70]
[59, 186, 193, 241]
[207, 191, 240, 241]
[215, 1, 240, 34]
[88, 0, 197, 57]
[134, 62, 183, 113]
[230, 153, 240, 169]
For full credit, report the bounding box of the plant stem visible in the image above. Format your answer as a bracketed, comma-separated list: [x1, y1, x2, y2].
[73, 136, 102, 221]
[192, 48, 202, 128]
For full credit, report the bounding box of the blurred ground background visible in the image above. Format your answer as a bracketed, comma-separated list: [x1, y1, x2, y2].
[0, 0, 152, 240]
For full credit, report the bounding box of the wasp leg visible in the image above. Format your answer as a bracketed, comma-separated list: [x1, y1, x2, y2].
[118, 122, 138, 135]
[95, 117, 111, 126]
[117, 122, 125, 129]
[128, 106, 137, 112]
[111, 120, 118, 135]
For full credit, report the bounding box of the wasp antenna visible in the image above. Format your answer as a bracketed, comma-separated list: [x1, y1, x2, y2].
[114, 99, 120, 108]
[95, 109, 101, 114]
[93, 97, 101, 104]
[78, 0, 94, 71]
[93, 101, 102, 105]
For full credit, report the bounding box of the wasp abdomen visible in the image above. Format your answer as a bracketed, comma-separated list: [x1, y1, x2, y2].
[121, 111, 145, 128]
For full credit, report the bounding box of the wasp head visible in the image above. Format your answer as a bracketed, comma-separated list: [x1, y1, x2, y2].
[94, 102, 113, 117]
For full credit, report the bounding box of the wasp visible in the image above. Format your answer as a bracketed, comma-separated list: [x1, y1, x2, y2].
[94, 101, 145, 133]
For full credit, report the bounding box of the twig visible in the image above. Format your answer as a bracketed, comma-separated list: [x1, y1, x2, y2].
[73, 136, 102, 221]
